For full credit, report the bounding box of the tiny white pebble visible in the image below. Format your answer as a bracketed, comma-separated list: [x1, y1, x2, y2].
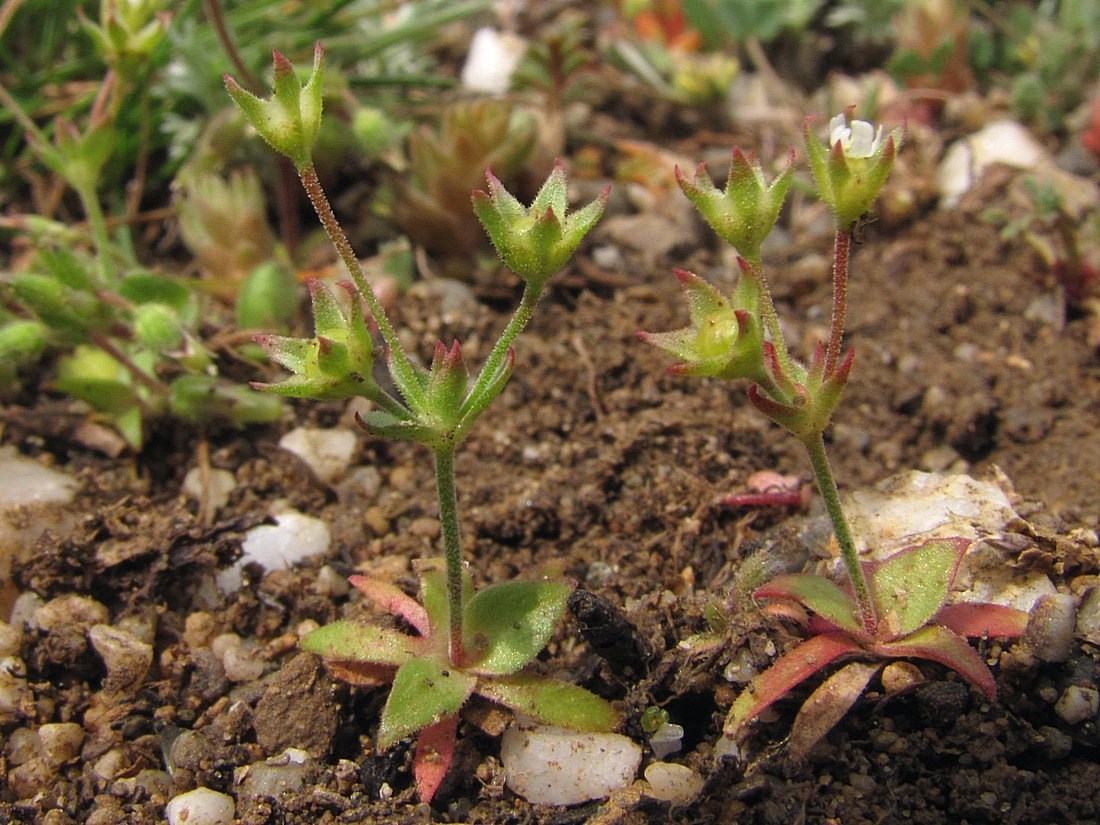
[165, 786, 235, 825]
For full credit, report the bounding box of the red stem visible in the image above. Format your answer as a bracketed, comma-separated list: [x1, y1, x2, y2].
[825, 228, 851, 377]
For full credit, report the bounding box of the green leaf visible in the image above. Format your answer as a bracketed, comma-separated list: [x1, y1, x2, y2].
[871, 538, 969, 638]
[377, 658, 475, 749]
[118, 272, 192, 311]
[415, 557, 471, 652]
[300, 620, 421, 667]
[755, 573, 862, 635]
[478, 673, 619, 732]
[464, 580, 572, 675]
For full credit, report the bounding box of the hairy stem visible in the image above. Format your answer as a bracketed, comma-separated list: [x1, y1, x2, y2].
[802, 431, 876, 634]
[297, 164, 425, 410]
[434, 445, 465, 664]
[825, 228, 851, 376]
[745, 257, 795, 383]
[462, 285, 538, 416]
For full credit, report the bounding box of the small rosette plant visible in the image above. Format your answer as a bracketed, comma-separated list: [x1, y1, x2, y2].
[227, 46, 614, 804]
[640, 114, 1029, 758]
[724, 538, 1028, 758]
[302, 559, 618, 802]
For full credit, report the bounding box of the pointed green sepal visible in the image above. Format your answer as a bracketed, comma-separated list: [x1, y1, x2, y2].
[804, 113, 903, 229]
[459, 348, 515, 423]
[224, 42, 325, 170]
[675, 147, 794, 259]
[637, 270, 766, 381]
[377, 658, 476, 749]
[253, 279, 385, 401]
[464, 580, 573, 675]
[425, 340, 470, 431]
[473, 161, 608, 291]
[479, 673, 619, 732]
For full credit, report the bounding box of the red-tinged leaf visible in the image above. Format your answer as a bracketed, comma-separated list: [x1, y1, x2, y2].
[349, 576, 430, 635]
[789, 661, 881, 760]
[324, 660, 397, 687]
[873, 624, 996, 700]
[723, 632, 863, 741]
[414, 716, 458, 803]
[300, 620, 421, 666]
[936, 602, 1028, 639]
[755, 574, 863, 635]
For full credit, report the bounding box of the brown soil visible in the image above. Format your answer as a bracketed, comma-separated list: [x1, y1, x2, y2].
[2, 118, 1099, 824]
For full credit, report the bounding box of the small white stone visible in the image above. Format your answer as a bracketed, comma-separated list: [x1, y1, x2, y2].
[0, 447, 78, 582]
[34, 594, 109, 633]
[500, 725, 641, 806]
[165, 787, 235, 825]
[279, 427, 357, 484]
[1054, 686, 1099, 725]
[644, 761, 705, 804]
[648, 721, 685, 759]
[217, 510, 330, 592]
[0, 447, 77, 508]
[222, 642, 265, 683]
[937, 120, 1046, 208]
[461, 27, 527, 94]
[0, 656, 28, 724]
[37, 722, 84, 766]
[237, 748, 312, 803]
[1077, 587, 1100, 645]
[88, 624, 153, 694]
[182, 467, 237, 513]
[1023, 594, 1077, 663]
[0, 621, 21, 657]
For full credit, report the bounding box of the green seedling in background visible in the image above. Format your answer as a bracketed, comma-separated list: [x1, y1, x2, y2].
[0, 3, 285, 447]
[226, 44, 615, 803]
[641, 110, 1029, 756]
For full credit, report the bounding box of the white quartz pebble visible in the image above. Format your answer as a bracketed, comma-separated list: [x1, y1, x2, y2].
[644, 761, 705, 804]
[278, 427, 357, 484]
[500, 725, 641, 806]
[217, 509, 330, 592]
[165, 787, 235, 825]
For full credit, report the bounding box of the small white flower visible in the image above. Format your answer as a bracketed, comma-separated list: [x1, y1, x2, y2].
[828, 113, 883, 159]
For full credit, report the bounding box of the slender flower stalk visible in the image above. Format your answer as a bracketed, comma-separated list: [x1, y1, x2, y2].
[825, 227, 852, 377]
[433, 445, 466, 663]
[802, 431, 876, 633]
[742, 256, 796, 382]
[296, 164, 426, 410]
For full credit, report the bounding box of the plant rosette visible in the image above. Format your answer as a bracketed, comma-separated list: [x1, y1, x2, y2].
[723, 537, 1029, 759]
[301, 558, 618, 802]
